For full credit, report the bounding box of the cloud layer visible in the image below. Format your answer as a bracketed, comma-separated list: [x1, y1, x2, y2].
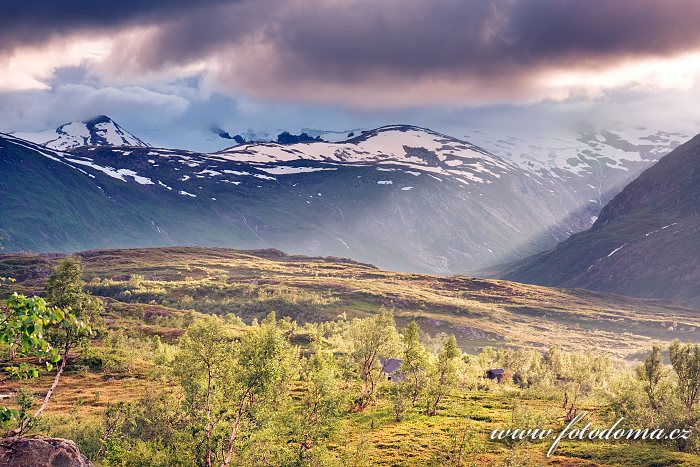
[4, 0, 700, 107]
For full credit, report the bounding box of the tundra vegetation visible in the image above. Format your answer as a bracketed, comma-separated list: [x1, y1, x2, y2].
[0, 248, 699, 466]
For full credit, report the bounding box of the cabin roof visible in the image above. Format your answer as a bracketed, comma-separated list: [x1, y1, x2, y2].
[380, 357, 403, 374]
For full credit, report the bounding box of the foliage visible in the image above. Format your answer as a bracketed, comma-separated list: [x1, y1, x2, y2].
[292, 340, 343, 463]
[669, 341, 700, 413]
[636, 345, 663, 412]
[2, 251, 699, 464]
[0, 258, 97, 435]
[45, 258, 102, 349]
[342, 310, 401, 412]
[0, 294, 64, 428]
[425, 335, 460, 416]
[400, 321, 429, 407]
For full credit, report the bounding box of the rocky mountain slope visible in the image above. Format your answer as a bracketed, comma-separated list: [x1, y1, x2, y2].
[466, 126, 686, 221]
[502, 132, 700, 308]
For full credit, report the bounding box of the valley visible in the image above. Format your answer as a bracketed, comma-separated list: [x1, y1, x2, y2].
[2, 247, 699, 466]
[3, 4, 700, 465]
[503, 132, 700, 309]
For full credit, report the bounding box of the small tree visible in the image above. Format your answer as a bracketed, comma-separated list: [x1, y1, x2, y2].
[45, 257, 102, 324]
[1, 293, 88, 436]
[44, 258, 101, 361]
[293, 341, 341, 463]
[221, 312, 298, 467]
[389, 382, 410, 422]
[173, 313, 298, 467]
[344, 310, 401, 412]
[668, 341, 700, 413]
[10, 258, 99, 435]
[636, 345, 663, 413]
[172, 317, 235, 467]
[426, 335, 460, 416]
[400, 321, 429, 407]
[1, 295, 63, 430]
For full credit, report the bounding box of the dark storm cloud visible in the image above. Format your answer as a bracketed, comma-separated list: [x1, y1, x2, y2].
[243, 0, 700, 80]
[506, 0, 700, 60]
[0, 0, 233, 51]
[5, 0, 700, 105]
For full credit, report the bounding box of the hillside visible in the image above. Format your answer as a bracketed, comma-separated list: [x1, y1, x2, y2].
[502, 133, 700, 309]
[2, 247, 698, 359]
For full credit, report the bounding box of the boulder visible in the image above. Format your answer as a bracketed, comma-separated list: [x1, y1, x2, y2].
[0, 437, 93, 467]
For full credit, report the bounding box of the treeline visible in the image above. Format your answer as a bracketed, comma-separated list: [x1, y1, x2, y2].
[1, 258, 699, 466]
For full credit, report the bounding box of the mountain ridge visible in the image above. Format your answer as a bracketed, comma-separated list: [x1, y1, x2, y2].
[0, 127, 589, 273]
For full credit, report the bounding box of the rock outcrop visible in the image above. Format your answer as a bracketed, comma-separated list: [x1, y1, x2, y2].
[0, 437, 93, 467]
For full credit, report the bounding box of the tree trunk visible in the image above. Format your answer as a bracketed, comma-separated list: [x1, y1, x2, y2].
[205, 365, 213, 467]
[221, 388, 251, 467]
[9, 346, 68, 436]
[411, 371, 419, 406]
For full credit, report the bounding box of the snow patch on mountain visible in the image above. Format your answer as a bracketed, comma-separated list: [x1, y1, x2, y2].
[257, 166, 338, 175]
[607, 244, 625, 257]
[213, 125, 515, 186]
[66, 157, 154, 185]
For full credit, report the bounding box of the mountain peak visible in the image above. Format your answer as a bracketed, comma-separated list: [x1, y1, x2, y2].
[11, 116, 150, 150]
[214, 124, 512, 182]
[83, 114, 114, 126]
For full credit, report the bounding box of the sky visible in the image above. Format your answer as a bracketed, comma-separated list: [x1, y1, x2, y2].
[2, 0, 700, 150]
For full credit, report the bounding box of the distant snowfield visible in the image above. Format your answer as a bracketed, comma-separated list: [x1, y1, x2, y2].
[5, 122, 683, 201]
[464, 127, 687, 177]
[9, 116, 685, 191]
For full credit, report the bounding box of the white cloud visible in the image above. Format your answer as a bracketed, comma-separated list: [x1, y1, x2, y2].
[0, 84, 190, 132]
[541, 52, 700, 99]
[0, 36, 111, 92]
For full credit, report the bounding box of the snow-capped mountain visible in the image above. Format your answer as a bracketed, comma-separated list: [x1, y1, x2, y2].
[0, 122, 684, 274]
[137, 126, 356, 153]
[0, 125, 567, 273]
[12, 115, 150, 150]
